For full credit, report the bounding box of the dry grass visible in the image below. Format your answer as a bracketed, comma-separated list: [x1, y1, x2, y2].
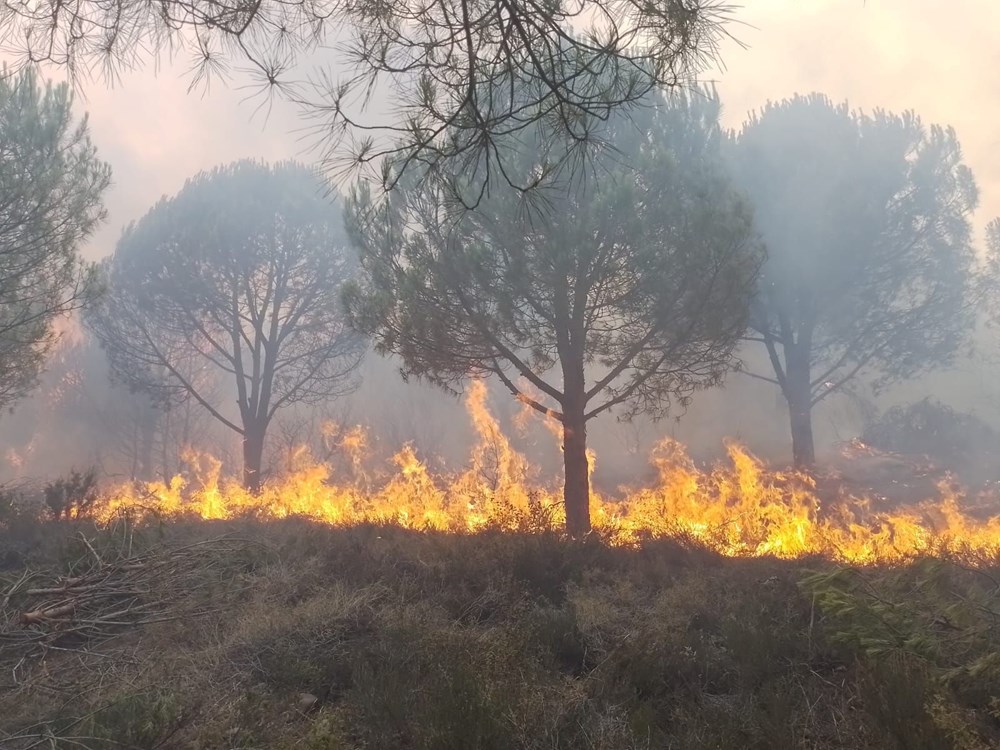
[0, 516, 997, 749]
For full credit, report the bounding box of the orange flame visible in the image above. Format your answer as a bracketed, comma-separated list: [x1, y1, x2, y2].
[91, 382, 1000, 564]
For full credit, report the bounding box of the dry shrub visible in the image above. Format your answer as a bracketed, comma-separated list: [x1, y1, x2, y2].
[0, 516, 996, 749]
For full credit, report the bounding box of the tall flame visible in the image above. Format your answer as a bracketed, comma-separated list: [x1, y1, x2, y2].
[91, 381, 1000, 564]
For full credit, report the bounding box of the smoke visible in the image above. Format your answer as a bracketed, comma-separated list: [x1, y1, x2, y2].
[3, 2, 1000, 498]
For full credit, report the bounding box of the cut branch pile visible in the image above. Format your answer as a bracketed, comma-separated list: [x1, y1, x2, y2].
[0, 528, 259, 689]
[0, 524, 265, 748]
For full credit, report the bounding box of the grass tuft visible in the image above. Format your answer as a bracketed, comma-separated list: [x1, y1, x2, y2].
[0, 516, 997, 748]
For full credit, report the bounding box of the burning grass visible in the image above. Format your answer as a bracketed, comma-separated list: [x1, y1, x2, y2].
[0, 517, 998, 749]
[79, 381, 1000, 565]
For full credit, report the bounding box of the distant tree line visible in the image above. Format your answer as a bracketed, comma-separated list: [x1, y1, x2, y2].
[347, 88, 982, 533]
[0, 60, 993, 536]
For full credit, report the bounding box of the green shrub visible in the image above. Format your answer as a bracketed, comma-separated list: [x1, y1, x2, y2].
[862, 398, 999, 480]
[802, 560, 1000, 749]
[43, 468, 99, 519]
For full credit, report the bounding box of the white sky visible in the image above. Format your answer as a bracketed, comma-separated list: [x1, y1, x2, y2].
[62, 0, 1000, 260]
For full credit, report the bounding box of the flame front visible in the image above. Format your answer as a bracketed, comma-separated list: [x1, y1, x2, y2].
[91, 381, 1000, 564]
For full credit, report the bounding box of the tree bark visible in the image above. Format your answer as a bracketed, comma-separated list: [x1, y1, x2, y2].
[788, 397, 815, 468]
[785, 355, 815, 468]
[138, 408, 155, 480]
[562, 406, 591, 537]
[242, 422, 266, 494]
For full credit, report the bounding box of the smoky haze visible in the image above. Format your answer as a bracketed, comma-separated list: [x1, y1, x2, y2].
[2, 0, 999, 496]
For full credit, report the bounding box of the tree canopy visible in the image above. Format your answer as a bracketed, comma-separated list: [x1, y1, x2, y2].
[730, 94, 979, 466]
[89, 160, 365, 491]
[0, 68, 110, 412]
[1, 0, 734, 202]
[981, 216, 1000, 350]
[345, 90, 761, 535]
[984, 218, 1000, 303]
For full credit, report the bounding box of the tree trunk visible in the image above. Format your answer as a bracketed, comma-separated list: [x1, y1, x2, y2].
[242, 423, 266, 494]
[161, 409, 172, 480]
[785, 357, 815, 468]
[562, 406, 591, 537]
[789, 397, 815, 468]
[138, 408, 155, 480]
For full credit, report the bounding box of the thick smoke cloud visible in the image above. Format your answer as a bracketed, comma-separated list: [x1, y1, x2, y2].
[2, 1, 998, 488]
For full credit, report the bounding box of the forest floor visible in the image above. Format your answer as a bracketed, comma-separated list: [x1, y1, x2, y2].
[0, 516, 998, 750]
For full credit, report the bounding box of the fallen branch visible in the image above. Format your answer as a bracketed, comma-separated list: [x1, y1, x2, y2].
[20, 603, 77, 624]
[0, 531, 262, 693]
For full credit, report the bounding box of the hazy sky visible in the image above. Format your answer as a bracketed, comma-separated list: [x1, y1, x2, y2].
[63, 0, 1000, 260]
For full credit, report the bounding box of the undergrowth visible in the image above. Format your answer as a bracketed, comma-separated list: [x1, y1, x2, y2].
[0, 516, 997, 749]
